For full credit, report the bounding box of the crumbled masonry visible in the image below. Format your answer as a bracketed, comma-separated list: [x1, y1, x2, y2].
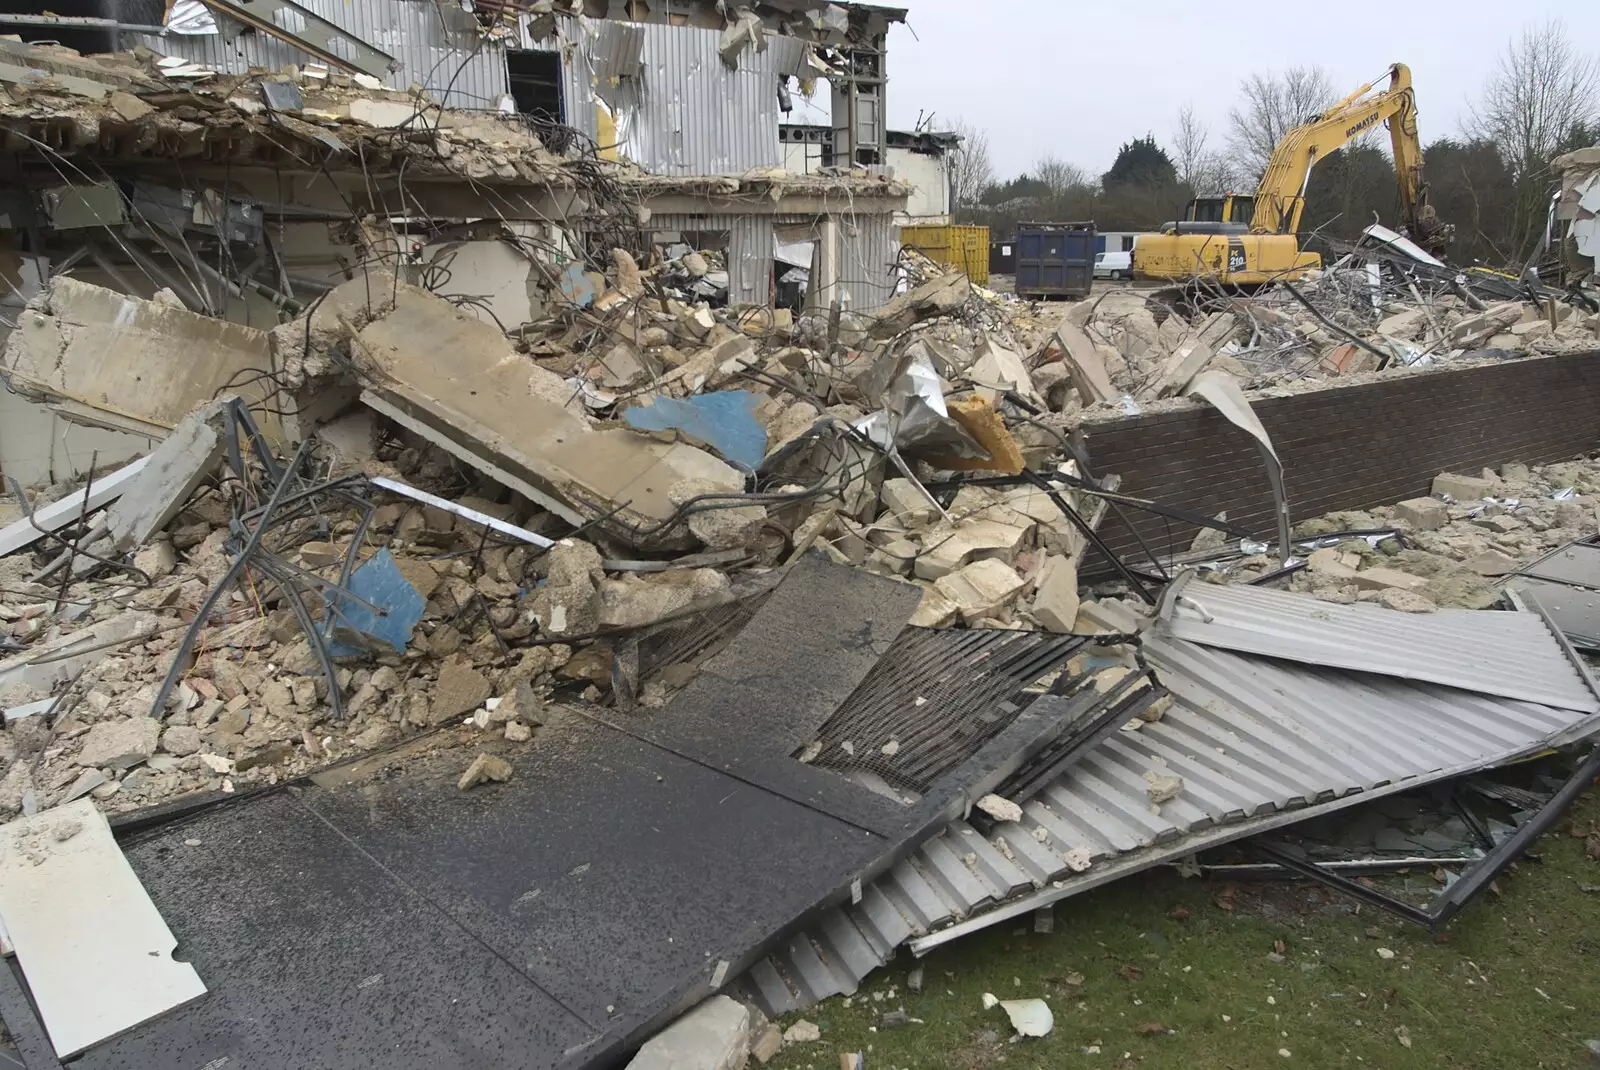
[2, 32, 1600, 1070]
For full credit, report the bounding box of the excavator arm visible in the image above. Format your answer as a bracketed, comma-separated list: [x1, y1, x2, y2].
[1251, 63, 1447, 252]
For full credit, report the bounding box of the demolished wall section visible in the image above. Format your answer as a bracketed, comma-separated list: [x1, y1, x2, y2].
[1082, 351, 1600, 566]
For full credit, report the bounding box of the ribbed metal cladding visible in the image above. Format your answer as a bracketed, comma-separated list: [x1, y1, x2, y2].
[1160, 578, 1600, 713]
[739, 633, 1600, 1013]
[131, 0, 511, 110]
[838, 212, 899, 312]
[607, 22, 794, 175]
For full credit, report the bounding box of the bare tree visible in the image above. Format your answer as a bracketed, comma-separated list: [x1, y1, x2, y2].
[1472, 20, 1599, 174]
[1470, 20, 1599, 261]
[1172, 104, 1209, 187]
[1172, 104, 1240, 193]
[1033, 154, 1089, 198]
[1227, 65, 1336, 180]
[947, 118, 995, 216]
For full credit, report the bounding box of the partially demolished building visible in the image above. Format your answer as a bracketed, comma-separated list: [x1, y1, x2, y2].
[4, 4, 1600, 1069]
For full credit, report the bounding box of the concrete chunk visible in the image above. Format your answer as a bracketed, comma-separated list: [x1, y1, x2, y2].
[933, 559, 1026, 623]
[1351, 567, 1429, 592]
[626, 996, 751, 1070]
[1052, 319, 1116, 403]
[432, 655, 492, 723]
[76, 717, 160, 771]
[103, 398, 229, 551]
[913, 520, 1031, 580]
[1307, 548, 1360, 581]
[1431, 472, 1496, 501]
[909, 587, 958, 628]
[870, 273, 970, 339]
[1030, 555, 1080, 633]
[1463, 550, 1519, 576]
[879, 477, 937, 527]
[1392, 497, 1448, 531]
[457, 753, 513, 791]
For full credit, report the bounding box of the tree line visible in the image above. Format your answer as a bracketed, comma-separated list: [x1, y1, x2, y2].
[947, 20, 1598, 269]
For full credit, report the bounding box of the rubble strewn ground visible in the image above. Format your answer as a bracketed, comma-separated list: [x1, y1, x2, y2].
[4, 35, 1600, 1070]
[4, 241, 1600, 827]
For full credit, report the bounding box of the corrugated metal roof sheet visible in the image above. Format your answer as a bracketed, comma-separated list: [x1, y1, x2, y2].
[1158, 576, 1600, 713]
[738, 633, 1600, 1010]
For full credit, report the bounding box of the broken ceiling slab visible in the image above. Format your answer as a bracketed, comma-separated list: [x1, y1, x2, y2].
[890, 631, 1600, 957]
[1, 278, 281, 441]
[0, 454, 149, 558]
[1156, 575, 1600, 713]
[349, 282, 743, 549]
[0, 800, 205, 1058]
[103, 397, 229, 552]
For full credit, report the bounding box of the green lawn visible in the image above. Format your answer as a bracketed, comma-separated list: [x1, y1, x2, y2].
[767, 793, 1600, 1070]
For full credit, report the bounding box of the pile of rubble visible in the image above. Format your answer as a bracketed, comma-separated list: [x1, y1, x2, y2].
[7, 220, 1600, 825]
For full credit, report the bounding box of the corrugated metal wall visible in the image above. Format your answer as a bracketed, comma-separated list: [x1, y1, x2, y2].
[645, 213, 770, 306]
[643, 211, 896, 311]
[838, 212, 899, 312]
[606, 23, 802, 176]
[132, 0, 512, 110]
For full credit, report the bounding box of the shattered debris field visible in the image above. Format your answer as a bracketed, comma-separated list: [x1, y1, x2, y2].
[1, 16, 1600, 1070]
[765, 794, 1600, 1070]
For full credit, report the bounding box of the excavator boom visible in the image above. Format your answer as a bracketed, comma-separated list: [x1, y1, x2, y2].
[1132, 62, 1449, 286]
[1251, 63, 1440, 249]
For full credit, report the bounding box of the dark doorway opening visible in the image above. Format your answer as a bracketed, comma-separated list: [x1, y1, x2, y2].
[506, 50, 563, 124]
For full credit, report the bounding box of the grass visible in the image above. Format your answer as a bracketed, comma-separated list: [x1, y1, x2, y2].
[765, 792, 1600, 1070]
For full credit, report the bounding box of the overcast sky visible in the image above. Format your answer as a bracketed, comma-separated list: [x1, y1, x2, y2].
[808, 1, 1600, 180]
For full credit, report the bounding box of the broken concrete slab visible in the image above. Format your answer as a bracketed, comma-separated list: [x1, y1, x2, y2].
[1, 277, 280, 441]
[1351, 567, 1430, 592]
[0, 800, 206, 1058]
[1307, 547, 1360, 581]
[596, 569, 732, 630]
[909, 587, 959, 628]
[626, 995, 751, 1070]
[0, 612, 158, 700]
[103, 396, 229, 552]
[869, 273, 970, 340]
[933, 558, 1026, 623]
[1432, 472, 1496, 501]
[349, 282, 742, 549]
[1463, 550, 1520, 576]
[1052, 319, 1117, 404]
[0, 454, 150, 558]
[75, 717, 161, 771]
[1392, 497, 1448, 531]
[914, 520, 1031, 581]
[1030, 555, 1080, 633]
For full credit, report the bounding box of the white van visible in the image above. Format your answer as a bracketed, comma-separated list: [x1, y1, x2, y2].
[1094, 250, 1133, 280]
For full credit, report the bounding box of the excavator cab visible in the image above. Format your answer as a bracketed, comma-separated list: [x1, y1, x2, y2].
[1186, 195, 1255, 226]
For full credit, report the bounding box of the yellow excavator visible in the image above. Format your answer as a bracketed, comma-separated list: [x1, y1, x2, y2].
[1133, 63, 1449, 286]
